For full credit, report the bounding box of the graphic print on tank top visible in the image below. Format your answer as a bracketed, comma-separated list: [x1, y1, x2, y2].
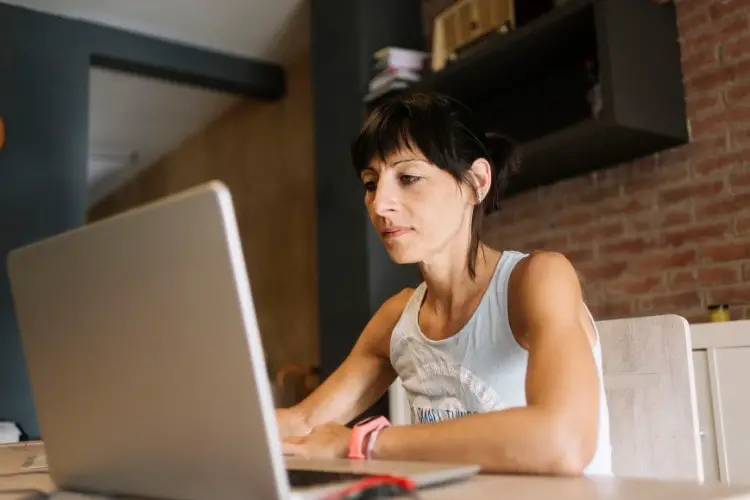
[405, 342, 510, 424]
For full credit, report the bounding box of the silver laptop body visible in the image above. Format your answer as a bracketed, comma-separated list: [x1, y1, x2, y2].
[7, 181, 478, 500]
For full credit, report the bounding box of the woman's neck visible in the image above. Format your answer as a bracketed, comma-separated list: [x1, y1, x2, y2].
[419, 243, 501, 319]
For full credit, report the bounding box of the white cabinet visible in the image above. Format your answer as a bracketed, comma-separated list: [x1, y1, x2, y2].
[692, 349, 721, 483]
[692, 320, 750, 487]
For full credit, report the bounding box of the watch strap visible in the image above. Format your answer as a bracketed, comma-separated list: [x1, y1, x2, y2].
[348, 415, 391, 459]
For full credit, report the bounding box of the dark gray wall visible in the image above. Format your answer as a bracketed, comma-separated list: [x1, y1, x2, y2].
[0, 3, 284, 439]
[0, 16, 90, 441]
[310, 0, 424, 420]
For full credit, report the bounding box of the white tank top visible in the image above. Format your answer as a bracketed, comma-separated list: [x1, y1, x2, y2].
[389, 250, 613, 475]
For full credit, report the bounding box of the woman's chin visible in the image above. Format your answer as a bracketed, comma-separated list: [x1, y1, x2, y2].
[384, 248, 421, 265]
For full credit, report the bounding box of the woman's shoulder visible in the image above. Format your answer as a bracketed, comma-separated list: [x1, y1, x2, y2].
[506, 250, 586, 333]
[505, 250, 581, 300]
[362, 287, 418, 359]
[509, 250, 578, 285]
[366, 287, 418, 330]
[505, 250, 598, 351]
[381, 287, 418, 318]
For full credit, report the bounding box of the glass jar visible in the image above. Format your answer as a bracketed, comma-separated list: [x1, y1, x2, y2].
[708, 304, 730, 323]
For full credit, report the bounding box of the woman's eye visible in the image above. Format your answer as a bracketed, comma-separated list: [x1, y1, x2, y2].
[363, 181, 377, 192]
[400, 175, 420, 185]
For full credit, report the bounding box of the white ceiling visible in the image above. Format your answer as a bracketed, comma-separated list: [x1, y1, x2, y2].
[1, 0, 309, 60]
[1, 0, 309, 205]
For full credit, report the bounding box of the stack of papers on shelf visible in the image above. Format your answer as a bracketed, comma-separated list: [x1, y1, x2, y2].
[365, 46, 428, 103]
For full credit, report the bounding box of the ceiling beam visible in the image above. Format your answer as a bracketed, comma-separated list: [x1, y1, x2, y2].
[86, 24, 285, 100]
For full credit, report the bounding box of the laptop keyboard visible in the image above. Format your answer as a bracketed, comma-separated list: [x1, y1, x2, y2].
[287, 469, 369, 488]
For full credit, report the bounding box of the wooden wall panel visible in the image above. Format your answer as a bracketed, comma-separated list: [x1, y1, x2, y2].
[88, 56, 318, 381]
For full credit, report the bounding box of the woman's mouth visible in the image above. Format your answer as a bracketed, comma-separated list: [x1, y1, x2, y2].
[381, 227, 411, 239]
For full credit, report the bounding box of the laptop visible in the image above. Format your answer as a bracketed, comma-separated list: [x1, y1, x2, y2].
[7, 181, 479, 500]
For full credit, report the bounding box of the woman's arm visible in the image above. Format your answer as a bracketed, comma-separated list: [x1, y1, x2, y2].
[370, 252, 601, 475]
[277, 288, 413, 438]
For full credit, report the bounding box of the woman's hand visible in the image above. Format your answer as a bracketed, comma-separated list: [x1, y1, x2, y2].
[283, 422, 352, 459]
[276, 407, 311, 441]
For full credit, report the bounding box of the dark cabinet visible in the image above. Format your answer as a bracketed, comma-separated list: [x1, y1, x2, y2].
[424, 0, 687, 195]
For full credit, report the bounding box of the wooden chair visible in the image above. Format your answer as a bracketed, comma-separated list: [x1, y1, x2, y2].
[388, 314, 704, 481]
[598, 314, 703, 481]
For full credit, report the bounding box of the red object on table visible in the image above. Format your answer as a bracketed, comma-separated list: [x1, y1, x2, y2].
[323, 474, 418, 499]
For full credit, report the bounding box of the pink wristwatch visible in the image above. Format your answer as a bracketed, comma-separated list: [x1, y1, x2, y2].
[348, 415, 391, 459]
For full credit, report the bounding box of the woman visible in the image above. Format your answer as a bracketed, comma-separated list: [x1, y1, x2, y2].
[277, 89, 612, 476]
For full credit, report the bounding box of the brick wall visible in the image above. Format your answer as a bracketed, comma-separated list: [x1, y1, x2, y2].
[476, 0, 750, 324]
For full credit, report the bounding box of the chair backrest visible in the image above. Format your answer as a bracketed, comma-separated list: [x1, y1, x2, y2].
[597, 314, 703, 481]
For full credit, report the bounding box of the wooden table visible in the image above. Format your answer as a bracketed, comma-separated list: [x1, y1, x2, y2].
[3, 442, 750, 499]
[418, 474, 750, 499]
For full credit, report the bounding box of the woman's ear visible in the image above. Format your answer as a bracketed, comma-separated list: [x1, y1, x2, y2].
[469, 158, 493, 204]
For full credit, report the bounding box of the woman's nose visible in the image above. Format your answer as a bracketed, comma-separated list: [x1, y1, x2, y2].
[372, 179, 398, 215]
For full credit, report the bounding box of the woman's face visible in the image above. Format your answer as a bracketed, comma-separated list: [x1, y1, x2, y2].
[360, 148, 477, 265]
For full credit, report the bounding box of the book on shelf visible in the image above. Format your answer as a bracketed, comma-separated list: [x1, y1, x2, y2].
[365, 46, 428, 103]
[374, 47, 428, 71]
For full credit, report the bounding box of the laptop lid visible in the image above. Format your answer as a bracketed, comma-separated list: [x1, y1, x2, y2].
[7, 182, 292, 500]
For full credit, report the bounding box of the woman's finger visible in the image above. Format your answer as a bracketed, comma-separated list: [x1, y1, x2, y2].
[282, 441, 305, 456]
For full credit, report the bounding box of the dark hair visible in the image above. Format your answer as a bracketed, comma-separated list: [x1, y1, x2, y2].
[350, 89, 521, 280]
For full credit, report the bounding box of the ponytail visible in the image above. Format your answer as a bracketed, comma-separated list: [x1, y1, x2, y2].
[482, 132, 521, 215]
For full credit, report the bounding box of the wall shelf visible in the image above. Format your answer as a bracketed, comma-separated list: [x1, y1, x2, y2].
[423, 0, 687, 197]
